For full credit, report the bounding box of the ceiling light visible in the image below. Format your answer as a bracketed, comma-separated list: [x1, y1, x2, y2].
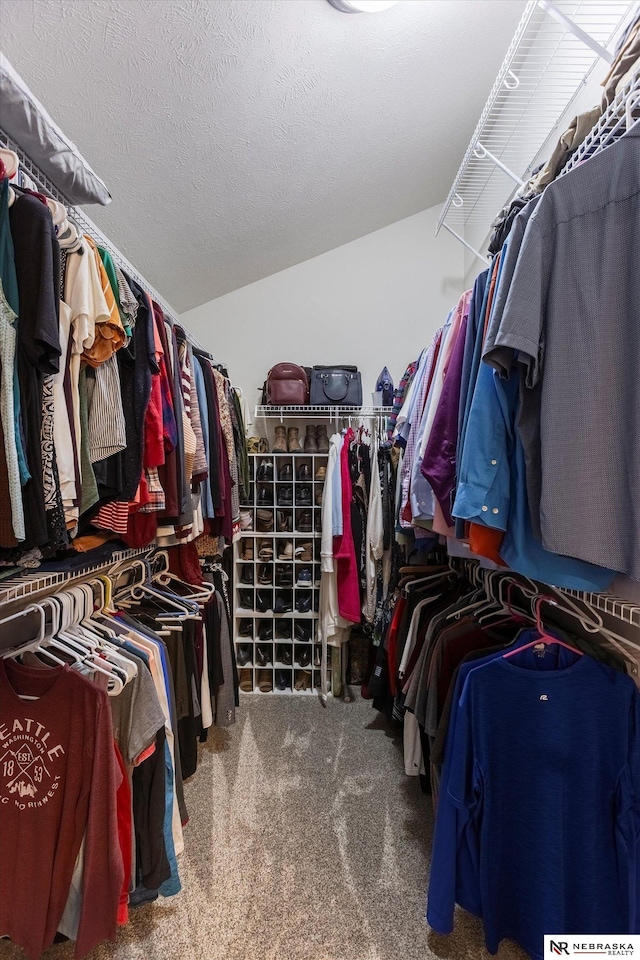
[327, 0, 400, 13]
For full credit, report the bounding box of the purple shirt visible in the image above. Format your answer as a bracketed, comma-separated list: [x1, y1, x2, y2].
[421, 311, 469, 526]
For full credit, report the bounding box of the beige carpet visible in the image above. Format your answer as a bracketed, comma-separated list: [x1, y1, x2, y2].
[1, 694, 526, 960]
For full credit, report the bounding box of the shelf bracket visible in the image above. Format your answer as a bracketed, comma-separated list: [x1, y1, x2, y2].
[442, 223, 491, 266]
[474, 141, 525, 186]
[538, 0, 614, 64]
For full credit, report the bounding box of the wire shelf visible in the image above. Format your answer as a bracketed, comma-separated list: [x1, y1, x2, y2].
[561, 589, 640, 630]
[436, 0, 635, 253]
[0, 127, 209, 354]
[559, 65, 640, 173]
[0, 544, 154, 607]
[255, 405, 394, 420]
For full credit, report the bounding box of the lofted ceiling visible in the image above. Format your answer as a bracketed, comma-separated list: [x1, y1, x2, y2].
[1, 0, 526, 312]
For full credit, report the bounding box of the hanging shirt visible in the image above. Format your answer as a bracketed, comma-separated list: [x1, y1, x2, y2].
[410, 312, 454, 523]
[483, 124, 640, 579]
[445, 646, 640, 958]
[396, 335, 441, 530]
[421, 309, 469, 527]
[81, 236, 126, 367]
[363, 443, 383, 624]
[0, 660, 123, 960]
[0, 178, 27, 545]
[10, 190, 62, 550]
[452, 357, 615, 591]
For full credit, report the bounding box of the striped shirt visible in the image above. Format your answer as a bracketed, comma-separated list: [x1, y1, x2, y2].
[85, 355, 127, 463]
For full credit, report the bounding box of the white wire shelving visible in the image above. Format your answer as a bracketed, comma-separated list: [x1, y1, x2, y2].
[436, 0, 636, 262]
[0, 544, 154, 607]
[562, 589, 640, 630]
[255, 404, 394, 422]
[558, 65, 640, 173]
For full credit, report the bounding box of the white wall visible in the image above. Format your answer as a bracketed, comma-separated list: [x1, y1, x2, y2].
[181, 204, 464, 406]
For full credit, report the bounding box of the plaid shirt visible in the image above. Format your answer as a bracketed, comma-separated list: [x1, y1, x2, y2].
[388, 359, 419, 439]
[140, 467, 166, 514]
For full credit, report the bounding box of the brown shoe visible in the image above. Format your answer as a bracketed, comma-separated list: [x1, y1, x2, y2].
[258, 669, 273, 693]
[239, 668, 254, 692]
[277, 510, 293, 533]
[287, 427, 302, 453]
[273, 425, 287, 453]
[299, 541, 313, 562]
[304, 425, 318, 453]
[315, 465, 327, 481]
[294, 669, 311, 691]
[316, 424, 330, 454]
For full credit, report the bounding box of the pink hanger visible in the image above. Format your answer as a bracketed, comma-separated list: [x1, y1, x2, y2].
[503, 595, 584, 658]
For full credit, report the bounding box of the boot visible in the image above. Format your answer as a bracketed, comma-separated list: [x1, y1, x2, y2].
[304, 425, 318, 453]
[316, 424, 330, 454]
[287, 427, 302, 453]
[273, 425, 287, 453]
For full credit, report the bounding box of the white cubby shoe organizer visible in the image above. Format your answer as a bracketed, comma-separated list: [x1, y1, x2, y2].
[234, 450, 330, 695]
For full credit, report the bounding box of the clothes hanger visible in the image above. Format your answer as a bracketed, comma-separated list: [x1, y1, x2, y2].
[0, 149, 19, 179]
[42, 593, 125, 691]
[503, 595, 584, 658]
[44, 197, 66, 226]
[116, 560, 197, 619]
[0, 604, 46, 659]
[476, 574, 533, 626]
[443, 568, 500, 622]
[544, 586, 640, 668]
[69, 585, 134, 679]
[150, 548, 214, 601]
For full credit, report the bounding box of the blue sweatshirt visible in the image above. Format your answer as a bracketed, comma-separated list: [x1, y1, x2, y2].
[430, 642, 640, 959]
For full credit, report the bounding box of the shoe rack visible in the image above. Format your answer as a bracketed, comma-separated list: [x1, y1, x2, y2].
[234, 447, 330, 695]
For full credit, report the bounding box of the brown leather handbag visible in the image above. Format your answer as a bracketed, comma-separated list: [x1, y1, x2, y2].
[266, 363, 309, 405]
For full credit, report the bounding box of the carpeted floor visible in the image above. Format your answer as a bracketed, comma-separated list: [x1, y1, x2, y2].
[1, 694, 527, 960]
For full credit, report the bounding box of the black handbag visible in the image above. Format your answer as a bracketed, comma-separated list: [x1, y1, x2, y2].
[309, 365, 363, 407]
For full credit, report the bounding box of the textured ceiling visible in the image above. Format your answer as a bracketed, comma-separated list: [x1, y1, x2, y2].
[1, 0, 526, 312]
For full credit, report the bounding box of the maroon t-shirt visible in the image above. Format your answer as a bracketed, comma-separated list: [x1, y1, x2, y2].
[0, 660, 123, 959]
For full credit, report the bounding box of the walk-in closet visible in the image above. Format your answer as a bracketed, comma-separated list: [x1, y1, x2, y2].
[0, 2, 639, 959]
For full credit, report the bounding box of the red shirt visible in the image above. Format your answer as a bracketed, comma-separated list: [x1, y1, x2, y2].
[0, 660, 123, 959]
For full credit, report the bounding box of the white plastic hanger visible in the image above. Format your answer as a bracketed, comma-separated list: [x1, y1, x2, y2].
[0, 148, 18, 178]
